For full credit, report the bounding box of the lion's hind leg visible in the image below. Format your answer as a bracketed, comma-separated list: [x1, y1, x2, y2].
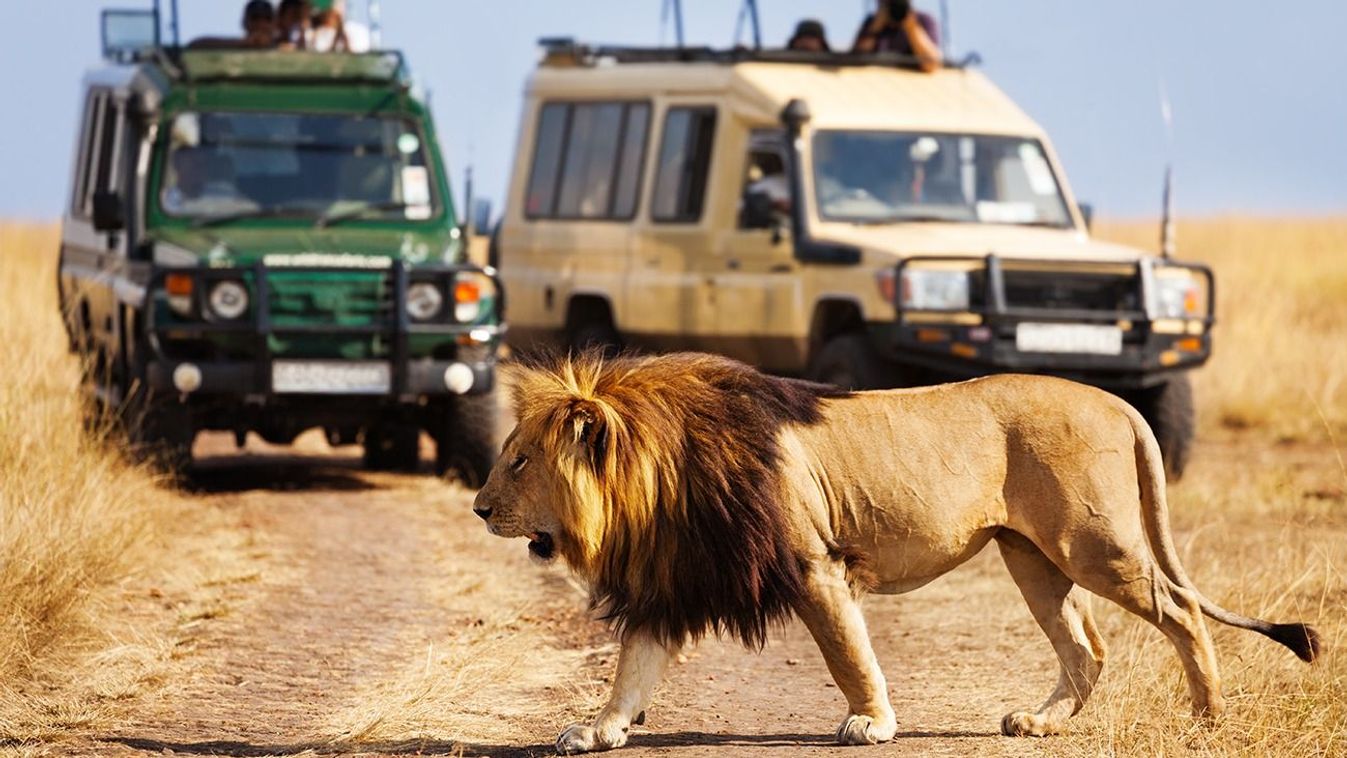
[1038, 529, 1227, 722]
[794, 561, 898, 745]
[996, 531, 1106, 737]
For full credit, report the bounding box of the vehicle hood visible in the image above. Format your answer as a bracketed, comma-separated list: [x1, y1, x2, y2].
[814, 222, 1151, 263]
[149, 226, 456, 267]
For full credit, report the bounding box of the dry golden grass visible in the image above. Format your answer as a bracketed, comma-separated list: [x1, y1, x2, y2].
[1095, 217, 1347, 442]
[0, 222, 178, 737]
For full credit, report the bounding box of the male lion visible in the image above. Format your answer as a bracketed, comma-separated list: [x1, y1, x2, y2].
[473, 352, 1320, 754]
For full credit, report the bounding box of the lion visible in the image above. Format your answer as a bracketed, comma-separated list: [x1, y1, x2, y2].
[472, 351, 1321, 754]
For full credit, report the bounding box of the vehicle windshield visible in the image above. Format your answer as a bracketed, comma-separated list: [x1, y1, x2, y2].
[158, 111, 438, 222]
[811, 131, 1073, 228]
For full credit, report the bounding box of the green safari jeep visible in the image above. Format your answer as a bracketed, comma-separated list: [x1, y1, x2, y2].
[58, 14, 502, 481]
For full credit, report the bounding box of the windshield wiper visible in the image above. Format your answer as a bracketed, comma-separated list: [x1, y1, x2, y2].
[852, 214, 969, 226]
[192, 205, 319, 228]
[315, 201, 411, 228]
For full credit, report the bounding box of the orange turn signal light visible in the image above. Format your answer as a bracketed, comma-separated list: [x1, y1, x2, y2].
[454, 280, 481, 303]
[165, 273, 194, 296]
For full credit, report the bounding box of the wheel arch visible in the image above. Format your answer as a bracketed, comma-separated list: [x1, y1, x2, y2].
[808, 297, 866, 363]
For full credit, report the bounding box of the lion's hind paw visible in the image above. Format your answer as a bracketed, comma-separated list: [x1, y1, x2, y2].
[836, 713, 897, 745]
[1000, 711, 1058, 737]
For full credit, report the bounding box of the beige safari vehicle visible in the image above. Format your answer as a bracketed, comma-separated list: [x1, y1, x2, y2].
[496, 42, 1214, 478]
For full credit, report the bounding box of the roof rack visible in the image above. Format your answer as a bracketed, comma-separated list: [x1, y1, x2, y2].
[537, 38, 981, 71]
[164, 49, 409, 87]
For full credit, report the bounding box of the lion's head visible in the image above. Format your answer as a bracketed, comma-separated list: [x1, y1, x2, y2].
[473, 351, 844, 647]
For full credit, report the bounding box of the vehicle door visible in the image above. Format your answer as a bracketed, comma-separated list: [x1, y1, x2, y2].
[60, 86, 133, 376]
[710, 128, 806, 371]
[625, 102, 719, 352]
[508, 100, 650, 342]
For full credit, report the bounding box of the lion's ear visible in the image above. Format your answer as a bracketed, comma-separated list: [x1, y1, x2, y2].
[569, 401, 608, 471]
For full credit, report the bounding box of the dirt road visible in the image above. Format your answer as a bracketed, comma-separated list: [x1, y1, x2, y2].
[52, 433, 1342, 758]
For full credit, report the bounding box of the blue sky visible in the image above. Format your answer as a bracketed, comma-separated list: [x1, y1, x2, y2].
[1, 1, 1343, 220]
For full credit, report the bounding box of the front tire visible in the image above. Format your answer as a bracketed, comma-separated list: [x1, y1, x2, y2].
[1133, 373, 1195, 481]
[808, 334, 894, 390]
[127, 399, 195, 474]
[434, 392, 500, 487]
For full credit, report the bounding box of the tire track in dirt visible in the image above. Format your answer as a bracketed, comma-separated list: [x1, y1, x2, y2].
[60, 434, 610, 757]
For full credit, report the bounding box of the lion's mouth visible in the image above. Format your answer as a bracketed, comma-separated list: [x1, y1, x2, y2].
[528, 532, 555, 560]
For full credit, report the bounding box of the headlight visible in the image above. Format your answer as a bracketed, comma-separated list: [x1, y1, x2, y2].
[453, 274, 494, 323]
[900, 268, 971, 310]
[406, 282, 444, 321]
[1153, 270, 1203, 319]
[207, 280, 249, 320]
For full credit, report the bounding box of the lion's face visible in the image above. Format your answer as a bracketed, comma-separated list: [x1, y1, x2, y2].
[473, 427, 563, 562]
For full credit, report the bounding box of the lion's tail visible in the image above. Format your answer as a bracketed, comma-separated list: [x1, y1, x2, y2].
[1129, 410, 1322, 664]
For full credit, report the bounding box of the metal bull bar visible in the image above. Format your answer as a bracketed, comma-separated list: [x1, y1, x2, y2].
[146, 259, 505, 396]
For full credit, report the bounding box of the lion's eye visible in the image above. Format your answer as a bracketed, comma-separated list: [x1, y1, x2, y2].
[510, 453, 528, 473]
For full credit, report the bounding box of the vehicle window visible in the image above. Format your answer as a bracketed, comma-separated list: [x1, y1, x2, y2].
[526, 101, 651, 220]
[611, 104, 650, 219]
[157, 111, 438, 221]
[93, 97, 123, 195]
[652, 107, 716, 223]
[811, 131, 1071, 228]
[738, 129, 789, 229]
[525, 103, 569, 218]
[71, 92, 106, 217]
[556, 103, 623, 217]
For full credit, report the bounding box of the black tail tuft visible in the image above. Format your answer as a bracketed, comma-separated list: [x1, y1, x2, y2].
[1266, 622, 1323, 663]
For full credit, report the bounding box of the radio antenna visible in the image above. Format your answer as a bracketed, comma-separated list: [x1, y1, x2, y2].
[939, 0, 950, 58]
[1159, 78, 1176, 259]
[660, 0, 685, 47]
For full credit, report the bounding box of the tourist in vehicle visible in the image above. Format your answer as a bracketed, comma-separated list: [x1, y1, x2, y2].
[241, 0, 279, 48]
[162, 147, 250, 214]
[787, 19, 831, 52]
[852, 0, 942, 72]
[277, 0, 313, 49]
[312, 1, 372, 52]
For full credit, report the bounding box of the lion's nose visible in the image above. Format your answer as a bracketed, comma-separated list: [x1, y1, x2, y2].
[473, 506, 493, 520]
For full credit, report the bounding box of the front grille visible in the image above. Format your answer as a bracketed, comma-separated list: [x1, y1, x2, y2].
[999, 269, 1141, 313]
[266, 271, 393, 327]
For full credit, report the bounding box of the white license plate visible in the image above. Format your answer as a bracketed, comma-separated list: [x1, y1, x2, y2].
[272, 361, 391, 394]
[1015, 323, 1123, 356]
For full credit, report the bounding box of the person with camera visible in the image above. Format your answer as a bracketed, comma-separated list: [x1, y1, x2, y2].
[852, 0, 942, 72]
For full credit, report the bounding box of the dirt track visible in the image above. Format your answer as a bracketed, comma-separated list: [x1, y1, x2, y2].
[54, 433, 1341, 758]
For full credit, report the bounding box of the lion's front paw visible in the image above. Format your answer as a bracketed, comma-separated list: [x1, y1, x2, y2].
[555, 722, 627, 755]
[1000, 711, 1057, 737]
[835, 713, 897, 745]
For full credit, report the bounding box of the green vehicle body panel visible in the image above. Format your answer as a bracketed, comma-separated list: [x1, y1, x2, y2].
[139, 63, 491, 360]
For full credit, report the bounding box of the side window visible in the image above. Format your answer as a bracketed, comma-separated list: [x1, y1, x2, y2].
[524, 101, 650, 220]
[739, 129, 790, 229]
[525, 103, 568, 217]
[651, 106, 717, 223]
[71, 91, 106, 218]
[93, 96, 124, 196]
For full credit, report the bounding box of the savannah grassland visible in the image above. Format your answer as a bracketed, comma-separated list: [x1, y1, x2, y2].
[0, 218, 1343, 756]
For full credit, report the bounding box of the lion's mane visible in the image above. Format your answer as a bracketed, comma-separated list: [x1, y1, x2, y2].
[507, 351, 846, 648]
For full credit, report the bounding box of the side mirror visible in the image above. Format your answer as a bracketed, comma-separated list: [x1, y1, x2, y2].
[101, 9, 158, 62]
[92, 191, 125, 233]
[739, 190, 778, 230]
[1078, 202, 1094, 233]
[470, 198, 493, 237]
